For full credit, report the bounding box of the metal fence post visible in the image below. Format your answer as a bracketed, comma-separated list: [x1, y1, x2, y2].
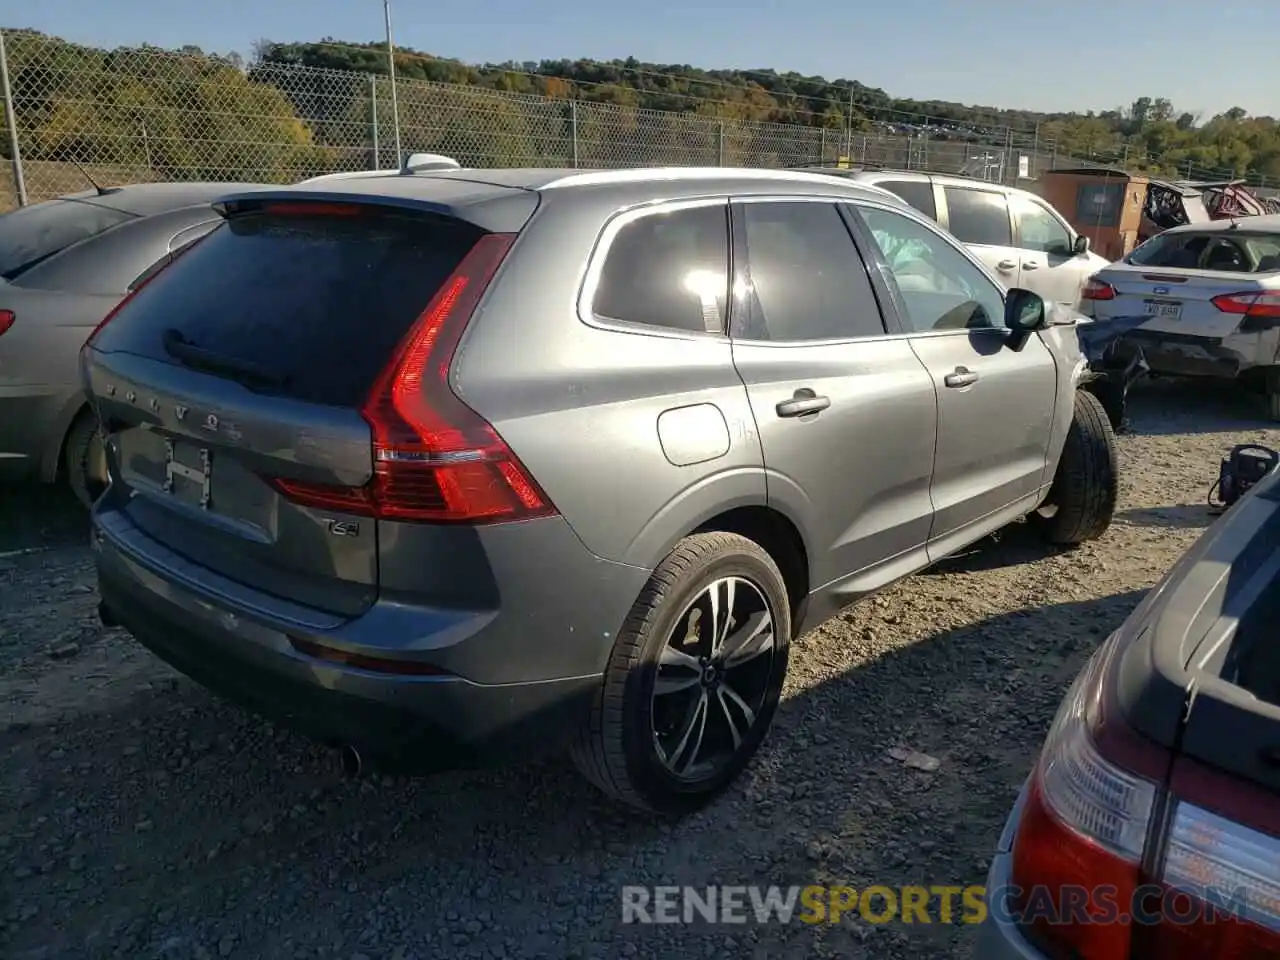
[0, 31, 28, 207]
[717, 120, 725, 166]
[570, 100, 579, 168]
[370, 74, 380, 169]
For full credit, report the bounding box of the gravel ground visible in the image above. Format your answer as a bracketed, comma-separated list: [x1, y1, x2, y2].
[2, 377, 1278, 960]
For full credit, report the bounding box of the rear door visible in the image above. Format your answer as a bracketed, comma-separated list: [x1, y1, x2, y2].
[849, 201, 1058, 560]
[84, 203, 492, 617]
[938, 184, 1023, 289]
[728, 197, 938, 593]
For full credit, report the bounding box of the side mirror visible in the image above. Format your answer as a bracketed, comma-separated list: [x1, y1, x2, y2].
[1005, 288, 1048, 331]
[1073, 234, 1091, 256]
[1004, 288, 1047, 351]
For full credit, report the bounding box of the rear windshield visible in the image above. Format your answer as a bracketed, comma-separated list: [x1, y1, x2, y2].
[0, 198, 135, 279]
[91, 208, 484, 408]
[1127, 230, 1280, 273]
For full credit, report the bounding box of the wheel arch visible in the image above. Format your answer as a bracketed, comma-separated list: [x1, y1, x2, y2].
[40, 391, 91, 484]
[623, 479, 811, 629]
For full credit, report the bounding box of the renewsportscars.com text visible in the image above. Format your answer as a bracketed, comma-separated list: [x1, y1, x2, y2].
[620, 884, 1250, 926]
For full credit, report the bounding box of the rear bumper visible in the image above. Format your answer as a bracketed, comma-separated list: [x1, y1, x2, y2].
[93, 509, 649, 770]
[973, 780, 1047, 959]
[1121, 329, 1255, 379]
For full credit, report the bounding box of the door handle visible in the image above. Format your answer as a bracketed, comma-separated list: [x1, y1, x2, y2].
[776, 388, 831, 418]
[1021, 261, 1040, 270]
[944, 367, 979, 388]
[997, 260, 1017, 271]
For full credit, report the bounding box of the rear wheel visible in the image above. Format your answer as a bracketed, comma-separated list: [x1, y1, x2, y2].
[1034, 389, 1118, 545]
[63, 411, 106, 510]
[1264, 368, 1280, 422]
[570, 532, 791, 815]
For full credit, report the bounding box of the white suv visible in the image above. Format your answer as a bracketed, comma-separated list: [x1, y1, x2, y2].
[835, 170, 1111, 310]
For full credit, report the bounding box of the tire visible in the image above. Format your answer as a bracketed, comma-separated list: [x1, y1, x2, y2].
[1265, 368, 1280, 423]
[1035, 389, 1118, 545]
[63, 412, 106, 510]
[569, 532, 791, 815]
[1081, 378, 1125, 433]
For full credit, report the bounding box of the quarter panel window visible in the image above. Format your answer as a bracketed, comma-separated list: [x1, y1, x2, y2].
[943, 187, 1013, 247]
[592, 204, 729, 334]
[880, 180, 938, 221]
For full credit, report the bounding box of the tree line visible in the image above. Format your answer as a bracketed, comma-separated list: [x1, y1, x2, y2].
[3, 29, 1278, 185]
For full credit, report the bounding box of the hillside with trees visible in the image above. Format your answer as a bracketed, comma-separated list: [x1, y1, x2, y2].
[4, 29, 1279, 187]
[256, 40, 1280, 181]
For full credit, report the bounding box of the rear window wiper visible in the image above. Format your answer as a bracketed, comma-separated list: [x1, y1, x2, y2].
[162, 328, 289, 393]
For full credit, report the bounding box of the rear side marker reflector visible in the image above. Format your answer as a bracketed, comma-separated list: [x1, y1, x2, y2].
[0, 309, 13, 337]
[288, 636, 452, 677]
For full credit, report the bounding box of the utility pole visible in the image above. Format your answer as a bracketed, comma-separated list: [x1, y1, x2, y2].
[383, 0, 402, 166]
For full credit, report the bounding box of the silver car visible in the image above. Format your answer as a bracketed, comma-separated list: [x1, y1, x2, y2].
[1081, 215, 1280, 419]
[0, 182, 270, 505]
[821, 169, 1111, 310]
[83, 166, 1119, 814]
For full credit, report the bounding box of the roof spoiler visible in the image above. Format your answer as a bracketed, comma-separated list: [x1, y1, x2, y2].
[400, 153, 462, 174]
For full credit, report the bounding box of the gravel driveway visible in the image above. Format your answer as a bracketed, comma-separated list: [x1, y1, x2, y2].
[3, 378, 1278, 960]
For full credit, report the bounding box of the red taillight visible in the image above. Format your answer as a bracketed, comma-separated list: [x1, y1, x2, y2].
[1082, 278, 1117, 301]
[1010, 632, 1280, 958]
[1009, 634, 1160, 957]
[0, 309, 14, 337]
[267, 231, 558, 525]
[1141, 759, 1280, 958]
[1211, 291, 1280, 318]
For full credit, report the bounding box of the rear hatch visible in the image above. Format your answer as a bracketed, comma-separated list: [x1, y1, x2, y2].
[1095, 230, 1280, 339]
[83, 197, 500, 618]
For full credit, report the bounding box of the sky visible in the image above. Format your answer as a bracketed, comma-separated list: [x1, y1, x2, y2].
[9, 0, 1279, 119]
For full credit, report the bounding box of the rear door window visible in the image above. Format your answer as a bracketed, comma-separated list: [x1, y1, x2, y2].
[91, 208, 485, 408]
[591, 203, 729, 334]
[942, 187, 1013, 247]
[878, 180, 938, 220]
[736, 201, 887, 341]
[0, 198, 135, 280]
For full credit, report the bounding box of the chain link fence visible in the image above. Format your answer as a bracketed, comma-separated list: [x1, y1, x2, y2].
[0, 29, 1266, 211]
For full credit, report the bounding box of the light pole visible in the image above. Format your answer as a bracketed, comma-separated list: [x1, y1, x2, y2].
[383, 0, 402, 167]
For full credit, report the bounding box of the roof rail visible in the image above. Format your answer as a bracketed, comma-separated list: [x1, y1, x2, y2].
[401, 153, 462, 174]
[540, 166, 890, 190]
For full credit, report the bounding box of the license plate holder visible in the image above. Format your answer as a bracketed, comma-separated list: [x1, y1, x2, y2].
[1144, 299, 1182, 320]
[163, 439, 212, 509]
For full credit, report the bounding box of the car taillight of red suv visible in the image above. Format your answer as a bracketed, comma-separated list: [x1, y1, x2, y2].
[1007, 630, 1280, 958]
